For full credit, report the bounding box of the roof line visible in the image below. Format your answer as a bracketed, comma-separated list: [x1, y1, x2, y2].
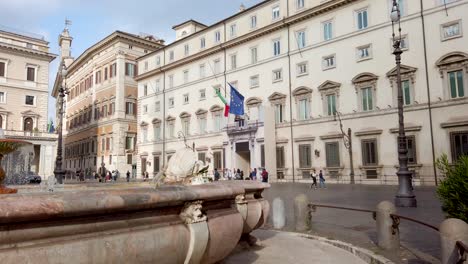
[172, 19, 208, 30]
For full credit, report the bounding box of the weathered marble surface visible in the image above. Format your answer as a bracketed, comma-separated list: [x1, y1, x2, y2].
[0, 181, 270, 264]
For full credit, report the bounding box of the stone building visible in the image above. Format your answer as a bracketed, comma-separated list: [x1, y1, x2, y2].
[136, 0, 468, 185]
[0, 26, 57, 177]
[55, 29, 163, 176]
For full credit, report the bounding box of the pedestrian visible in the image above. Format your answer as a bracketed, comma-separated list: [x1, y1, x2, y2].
[261, 168, 268, 183]
[252, 168, 257, 181]
[126, 170, 130, 182]
[235, 169, 241, 180]
[214, 168, 220, 181]
[225, 168, 232, 180]
[145, 171, 149, 181]
[310, 169, 318, 189]
[319, 170, 326, 188]
[240, 170, 244, 180]
[112, 170, 117, 182]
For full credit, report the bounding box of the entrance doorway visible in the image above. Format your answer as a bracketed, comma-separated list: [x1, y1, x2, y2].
[235, 142, 250, 178]
[24, 117, 33, 132]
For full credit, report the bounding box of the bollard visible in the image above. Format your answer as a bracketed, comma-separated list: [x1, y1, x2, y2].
[440, 218, 468, 264]
[376, 201, 399, 251]
[294, 194, 310, 232]
[272, 197, 286, 229]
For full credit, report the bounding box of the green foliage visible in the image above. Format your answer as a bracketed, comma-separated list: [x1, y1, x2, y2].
[436, 154, 468, 222]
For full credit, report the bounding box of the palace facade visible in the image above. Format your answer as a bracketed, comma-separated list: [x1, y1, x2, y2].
[135, 0, 468, 185]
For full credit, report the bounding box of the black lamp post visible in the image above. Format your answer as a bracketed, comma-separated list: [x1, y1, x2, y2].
[53, 61, 69, 184]
[334, 111, 355, 184]
[391, 0, 417, 207]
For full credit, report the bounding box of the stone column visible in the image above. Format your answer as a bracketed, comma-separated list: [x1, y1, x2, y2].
[440, 218, 468, 264]
[294, 194, 310, 231]
[376, 201, 399, 251]
[263, 106, 277, 181]
[272, 197, 286, 229]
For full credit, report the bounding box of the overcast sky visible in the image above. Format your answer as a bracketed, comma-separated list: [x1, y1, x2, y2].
[0, 0, 262, 123]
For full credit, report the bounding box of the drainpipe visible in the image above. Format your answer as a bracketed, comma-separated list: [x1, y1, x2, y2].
[286, 0, 296, 183]
[419, 0, 438, 185]
[162, 49, 166, 168]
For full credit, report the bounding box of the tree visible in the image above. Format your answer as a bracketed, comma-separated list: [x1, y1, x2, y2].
[436, 154, 468, 222]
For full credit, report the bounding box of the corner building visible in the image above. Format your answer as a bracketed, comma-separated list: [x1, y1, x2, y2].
[57, 30, 163, 175]
[136, 0, 468, 185]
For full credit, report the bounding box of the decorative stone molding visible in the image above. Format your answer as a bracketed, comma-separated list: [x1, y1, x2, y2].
[211, 144, 223, 150]
[389, 125, 422, 133]
[180, 111, 191, 120]
[256, 138, 264, 143]
[440, 119, 468, 128]
[210, 104, 223, 113]
[276, 138, 289, 144]
[152, 151, 162, 155]
[292, 87, 312, 103]
[245, 97, 262, 108]
[319, 133, 344, 140]
[436, 51, 468, 78]
[179, 200, 207, 224]
[352, 72, 379, 92]
[268, 92, 287, 105]
[196, 146, 208, 151]
[195, 108, 207, 117]
[166, 115, 175, 124]
[386, 65, 418, 87]
[354, 129, 383, 137]
[318, 80, 341, 98]
[294, 136, 316, 142]
[152, 118, 161, 125]
[140, 121, 148, 127]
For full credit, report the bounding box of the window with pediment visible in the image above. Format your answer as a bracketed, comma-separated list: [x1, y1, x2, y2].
[268, 92, 287, 124]
[180, 112, 191, 136]
[246, 97, 263, 121]
[352, 73, 379, 112]
[318, 80, 341, 116]
[292, 87, 312, 121]
[152, 118, 161, 141]
[386, 65, 417, 106]
[436, 52, 468, 99]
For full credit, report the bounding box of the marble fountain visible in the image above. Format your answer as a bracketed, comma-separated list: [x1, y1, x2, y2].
[0, 146, 270, 264]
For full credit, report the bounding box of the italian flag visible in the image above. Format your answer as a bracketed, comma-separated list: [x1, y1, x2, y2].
[215, 88, 230, 117]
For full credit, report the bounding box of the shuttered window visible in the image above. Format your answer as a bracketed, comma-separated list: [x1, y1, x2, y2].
[325, 142, 340, 167]
[213, 151, 222, 170]
[260, 145, 265, 168]
[362, 139, 378, 166]
[26, 67, 35, 81]
[299, 144, 311, 168]
[153, 156, 160, 173]
[276, 146, 285, 168]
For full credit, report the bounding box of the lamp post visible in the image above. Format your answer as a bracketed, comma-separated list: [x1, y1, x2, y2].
[333, 111, 355, 184]
[53, 61, 69, 184]
[391, 0, 417, 207]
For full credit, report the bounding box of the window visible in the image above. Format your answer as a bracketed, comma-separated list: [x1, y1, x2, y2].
[326, 94, 337, 116]
[26, 67, 35, 81]
[296, 31, 306, 49]
[442, 21, 462, 40]
[142, 127, 148, 143]
[323, 21, 333, 41]
[250, 47, 258, 64]
[183, 70, 189, 83]
[230, 54, 237, 70]
[297, 0, 304, 9]
[104, 67, 108, 80]
[213, 113, 222, 131]
[297, 62, 307, 76]
[198, 152, 206, 163]
[95, 71, 102, 84]
[110, 63, 116, 77]
[125, 102, 135, 115]
[0, 92, 5, 103]
[214, 59, 221, 74]
[273, 39, 281, 56]
[144, 62, 148, 71]
[230, 24, 237, 38]
[143, 84, 148, 96]
[101, 138, 105, 151]
[356, 9, 368, 30]
[143, 105, 148, 114]
[167, 123, 175, 138]
[299, 144, 311, 168]
[199, 64, 205, 78]
[273, 70, 283, 83]
[155, 101, 160, 112]
[169, 97, 174, 108]
[322, 55, 336, 70]
[184, 44, 189, 56]
[325, 142, 340, 167]
[401, 80, 412, 105]
[298, 99, 309, 120]
[251, 15, 257, 29]
[0, 62, 5, 77]
[357, 45, 372, 61]
[361, 87, 373, 111]
[213, 151, 222, 170]
[250, 75, 259, 88]
[405, 136, 417, 164]
[155, 79, 160, 92]
[200, 37, 206, 49]
[156, 56, 161, 66]
[169, 51, 174, 61]
[451, 132, 468, 162]
[154, 125, 161, 141]
[169, 75, 174, 88]
[25, 95, 35, 106]
[260, 145, 265, 167]
[272, 5, 280, 20]
[198, 117, 207, 134]
[127, 154, 132, 165]
[153, 156, 160, 173]
[125, 63, 136, 77]
[448, 70, 465, 98]
[362, 139, 378, 166]
[183, 94, 189, 104]
[215, 31, 221, 43]
[275, 104, 283, 123]
[276, 146, 285, 168]
[199, 89, 206, 100]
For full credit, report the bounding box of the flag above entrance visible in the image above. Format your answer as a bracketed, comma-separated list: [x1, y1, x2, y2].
[229, 83, 244, 116]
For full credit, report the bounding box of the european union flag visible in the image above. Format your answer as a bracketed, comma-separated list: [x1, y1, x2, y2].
[229, 83, 244, 116]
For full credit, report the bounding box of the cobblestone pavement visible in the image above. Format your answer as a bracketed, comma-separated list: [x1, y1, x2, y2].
[262, 183, 444, 261]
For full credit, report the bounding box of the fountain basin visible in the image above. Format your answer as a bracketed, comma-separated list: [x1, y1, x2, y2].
[0, 181, 269, 264]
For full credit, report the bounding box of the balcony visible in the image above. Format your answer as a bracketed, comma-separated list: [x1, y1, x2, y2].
[3, 129, 58, 141]
[226, 120, 263, 136]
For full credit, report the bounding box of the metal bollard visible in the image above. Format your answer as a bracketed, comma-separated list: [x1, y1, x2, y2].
[294, 194, 310, 232]
[440, 218, 468, 264]
[376, 201, 399, 251]
[272, 197, 286, 229]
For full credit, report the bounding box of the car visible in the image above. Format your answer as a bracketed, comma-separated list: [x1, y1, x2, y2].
[24, 172, 41, 184]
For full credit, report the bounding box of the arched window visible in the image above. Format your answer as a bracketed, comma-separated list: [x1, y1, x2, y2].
[24, 117, 33, 132]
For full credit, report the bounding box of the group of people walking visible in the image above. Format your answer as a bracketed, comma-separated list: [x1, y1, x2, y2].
[310, 169, 326, 189]
[214, 168, 269, 182]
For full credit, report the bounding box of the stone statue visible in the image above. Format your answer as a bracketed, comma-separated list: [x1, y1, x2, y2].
[153, 148, 209, 186]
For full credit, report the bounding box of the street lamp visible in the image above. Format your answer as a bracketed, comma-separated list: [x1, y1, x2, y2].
[391, 0, 417, 207]
[333, 111, 355, 184]
[53, 61, 69, 184]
